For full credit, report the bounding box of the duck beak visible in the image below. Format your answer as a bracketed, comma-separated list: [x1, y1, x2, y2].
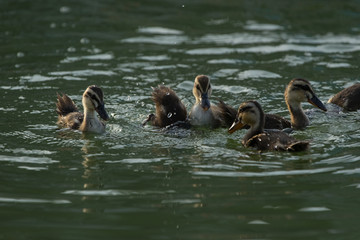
[200, 93, 211, 111]
[96, 103, 110, 121]
[228, 119, 245, 134]
[308, 95, 327, 111]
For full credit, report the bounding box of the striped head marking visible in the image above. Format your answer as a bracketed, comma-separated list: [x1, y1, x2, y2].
[83, 85, 109, 120]
[193, 75, 212, 110]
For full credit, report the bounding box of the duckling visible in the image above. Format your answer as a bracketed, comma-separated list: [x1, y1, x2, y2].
[328, 83, 360, 111]
[142, 85, 188, 128]
[284, 78, 327, 129]
[56, 85, 109, 133]
[189, 75, 237, 128]
[228, 100, 309, 152]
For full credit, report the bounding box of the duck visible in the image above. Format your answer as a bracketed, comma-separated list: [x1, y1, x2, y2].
[228, 100, 309, 152]
[328, 83, 360, 111]
[189, 75, 237, 128]
[56, 85, 109, 133]
[142, 85, 188, 128]
[283, 78, 327, 130]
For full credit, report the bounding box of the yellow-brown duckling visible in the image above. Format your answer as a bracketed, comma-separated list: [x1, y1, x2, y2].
[189, 75, 237, 128]
[328, 83, 360, 111]
[142, 85, 188, 128]
[56, 85, 109, 133]
[229, 100, 309, 152]
[283, 78, 327, 130]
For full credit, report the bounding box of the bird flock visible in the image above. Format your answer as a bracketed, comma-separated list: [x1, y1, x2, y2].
[56, 76, 360, 152]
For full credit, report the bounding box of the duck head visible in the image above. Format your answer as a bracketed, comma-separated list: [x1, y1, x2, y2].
[82, 85, 110, 121]
[193, 75, 212, 111]
[229, 101, 264, 134]
[285, 78, 327, 111]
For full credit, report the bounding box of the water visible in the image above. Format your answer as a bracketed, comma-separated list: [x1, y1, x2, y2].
[1, 0, 360, 239]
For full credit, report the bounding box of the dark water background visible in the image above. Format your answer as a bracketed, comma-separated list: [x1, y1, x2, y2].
[1, 1, 360, 239]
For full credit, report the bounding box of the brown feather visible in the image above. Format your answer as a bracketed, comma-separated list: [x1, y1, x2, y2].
[245, 131, 309, 152]
[264, 114, 291, 129]
[328, 83, 360, 111]
[216, 100, 237, 128]
[145, 85, 187, 128]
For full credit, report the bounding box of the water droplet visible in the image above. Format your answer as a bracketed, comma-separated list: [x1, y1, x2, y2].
[17, 52, 24, 58]
[167, 112, 173, 118]
[80, 38, 90, 44]
[60, 6, 71, 14]
[67, 47, 76, 52]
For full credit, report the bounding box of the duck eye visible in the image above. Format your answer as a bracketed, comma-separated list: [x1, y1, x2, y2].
[294, 84, 311, 92]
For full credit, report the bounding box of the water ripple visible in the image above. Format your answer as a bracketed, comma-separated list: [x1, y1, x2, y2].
[0, 155, 58, 164]
[49, 69, 116, 77]
[137, 26, 183, 35]
[121, 35, 188, 45]
[192, 166, 342, 178]
[186, 44, 360, 55]
[0, 197, 70, 204]
[61, 53, 114, 63]
[194, 33, 279, 45]
[63, 189, 172, 196]
[237, 70, 281, 80]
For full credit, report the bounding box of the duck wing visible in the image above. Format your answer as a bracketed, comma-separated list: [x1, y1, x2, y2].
[56, 93, 79, 116]
[147, 85, 187, 128]
[216, 100, 237, 128]
[264, 114, 291, 130]
[245, 131, 309, 152]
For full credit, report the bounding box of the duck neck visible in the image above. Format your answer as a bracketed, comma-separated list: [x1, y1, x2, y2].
[286, 100, 309, 129]
[243, 116, 264, 144]
[81, 108, 103, 132]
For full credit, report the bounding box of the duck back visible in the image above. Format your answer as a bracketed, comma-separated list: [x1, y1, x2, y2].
[149, 86, 187, 128]
[245, 131, 309, 152]
[328, 84, 360, 111]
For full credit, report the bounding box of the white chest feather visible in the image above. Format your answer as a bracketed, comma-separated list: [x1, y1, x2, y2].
[189, 104, 215, 126]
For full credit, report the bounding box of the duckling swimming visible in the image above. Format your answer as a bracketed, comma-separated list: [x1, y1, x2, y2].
[142, 85, 188, 128]
[328, 83, 360, 111]
[228, 100, 309, 152]
[189, 75, 237, 128]
[284, 78, 327, 130]
[56, 85, 109, 133]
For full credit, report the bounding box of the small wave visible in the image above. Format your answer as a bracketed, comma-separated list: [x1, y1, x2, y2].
[105, 157, 165, 164]
[20, 74, 56, 82]
[121, 35, 188, 45]
[244, 20, 284, 31]
[317, 62, 351, 68]
[186, 44, 360, 55]
[298, 207, 331, 212]
[137, 26, 183, 35]
[63, 189, 170, 196]
[0, 197, 70, 204]
[238, 70, 281, 80]
[49, 69, 116, 77]
[0, 155, 58, 164]
[192, 166, 342, 178]
[193, 32, 279, 45]
[161, 199, 201, 204]
[288, 34, 360, 44]
[61, 53, 114, 63]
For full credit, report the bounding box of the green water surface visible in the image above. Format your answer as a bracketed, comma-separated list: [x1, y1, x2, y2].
[1, 1, 360, 239]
